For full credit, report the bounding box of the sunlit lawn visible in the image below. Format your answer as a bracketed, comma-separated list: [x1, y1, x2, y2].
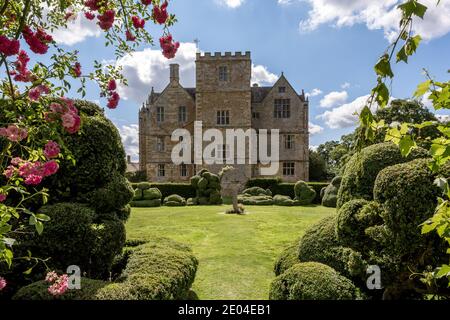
[126, 204, 334, 300]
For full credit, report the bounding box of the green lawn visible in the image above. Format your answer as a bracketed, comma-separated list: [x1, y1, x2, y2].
[126, 205, 334, 300]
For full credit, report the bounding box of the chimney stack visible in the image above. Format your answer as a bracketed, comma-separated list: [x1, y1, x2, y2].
[170, 64, 179, 82]
[127, 155, 131, 163]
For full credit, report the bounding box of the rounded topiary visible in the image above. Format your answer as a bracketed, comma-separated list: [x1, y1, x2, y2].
[337, 142, 427, 208]
[187, 198, 198, 206]
[81, 173, 134, 214]
[322, 176, 342, 208]
[143, 188, 162, 201]
[336, 199, 370, 249]
[17, 203, 125, 278]
[273, 195, 295, 206]
[137, 182, 152, 190]
[89, 218, 127, 278]
[269, 262, 360, 300]
[294, 181, 316, 205]
[164, 194, 187, 206]
[373, 158, 444, 257]
[133, 189, 143, 201]
[242, 187, 271, 196]
[274, 240, 300, 276]
[190, 169, 222, 205]
[298, 215, 367, 279]
[46, 106, 126, 197]
[116, 204, 131, 222]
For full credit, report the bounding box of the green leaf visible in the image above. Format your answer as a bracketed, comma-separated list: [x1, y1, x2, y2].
[36, 214, 51, 222]
[374, 83, 390, 108]
[414, 80, 431, 98]
[35, 221, 44, 235]
[359, 106, 373, 126]
[374, 55, 394, 78]
[23, 267, 34, 275]
[399, 135, 416, 156]
[436, 265, 450, 278]
[422, 222, 437, 234]
[398, 1, 428, 19]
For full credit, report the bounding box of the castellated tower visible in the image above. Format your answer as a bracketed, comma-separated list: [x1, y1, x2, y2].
[195, 51, 253, 181]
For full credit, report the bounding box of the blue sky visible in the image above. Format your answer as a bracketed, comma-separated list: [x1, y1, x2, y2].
[46, 0, 450, 160]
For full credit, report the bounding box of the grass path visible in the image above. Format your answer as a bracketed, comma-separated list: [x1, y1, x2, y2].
[126, 205, 333, 300]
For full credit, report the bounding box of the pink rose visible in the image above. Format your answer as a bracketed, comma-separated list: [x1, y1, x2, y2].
[44, 141, 60, 159]
[42, 160, 59, 177]
[0, 277, 7, 291]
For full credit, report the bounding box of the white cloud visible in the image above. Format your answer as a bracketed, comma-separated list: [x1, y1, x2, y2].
[341, 82, 351, 89]
[436, 114, 450, 123]
[118, 124, 139, 162]
[52, 12, 101, 45]
[310, 145, 319, 152]
[251, 64, 279, 86]
[309, 122, 324, 135]
[278, 0, 293, 5]
[317, 94, 372, 129]
[299, 0, 450, 41]
[217, 0, 245, 8]
[320, 90, 348, 108]
[116, 42, 197, 102]
[306, 88, 323, 98]
[115, 43, 278, 102]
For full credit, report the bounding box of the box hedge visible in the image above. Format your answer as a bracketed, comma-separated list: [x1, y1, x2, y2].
[269, 262, 360, 300]
[273, 240, 301, 276]
[13, 238, 198, 300]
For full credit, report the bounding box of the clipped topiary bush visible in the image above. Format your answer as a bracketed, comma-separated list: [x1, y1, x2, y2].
[133, 189, 143, 201]
[17, 203, 125, 279]
[269, 262, 360, 300]
[190, 169, 222, 205]
[13, 238, 199, 301]
[337, 142, 427, 208]
[143, 188, 163, 201]
[298, 215, 367, 280]
[46, 103, 126, 197]
[164, 194, 187, 207]
[242, 187, 272, 197]
[321, 176, 342, 208]
[274, 240, 300, 276]
[96, 238, 198, 300]
[369, 159, 447, 285]
[238, 194, 274, 205]
[294, 181, 316, 205]
[81, 173, 134, 213]
[273, 195, 295, 206]
[9, 100, 133, 288]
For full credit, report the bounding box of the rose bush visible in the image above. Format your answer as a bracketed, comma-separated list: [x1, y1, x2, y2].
[0, 0, 178, 293]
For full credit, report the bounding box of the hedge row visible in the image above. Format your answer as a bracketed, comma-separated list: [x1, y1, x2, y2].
[130, 183, 196, 200]
[13, 238, 198, 300]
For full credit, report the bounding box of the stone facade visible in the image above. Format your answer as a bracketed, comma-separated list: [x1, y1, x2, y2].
[139, 51, 309, 184]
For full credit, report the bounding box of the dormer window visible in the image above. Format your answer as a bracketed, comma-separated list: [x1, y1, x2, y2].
[219, 66, 228, 82]
[279, 86, 286, 93]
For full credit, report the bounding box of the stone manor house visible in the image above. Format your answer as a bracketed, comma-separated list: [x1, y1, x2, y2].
[139, 51, 310, 183]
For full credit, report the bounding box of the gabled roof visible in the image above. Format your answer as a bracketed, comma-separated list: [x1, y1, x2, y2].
[251, 86, 272, 103]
